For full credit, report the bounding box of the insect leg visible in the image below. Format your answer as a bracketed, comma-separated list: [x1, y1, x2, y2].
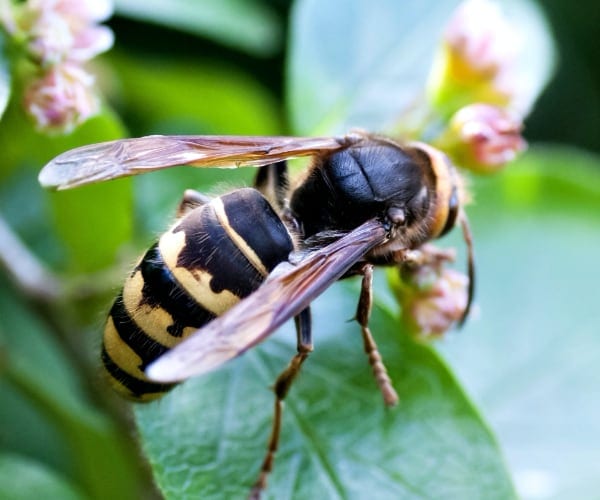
[250, 307, 312, 499]
[253, 161, 289, 211]
[176, 189, 211, 217]
[356, 264, 399, 407]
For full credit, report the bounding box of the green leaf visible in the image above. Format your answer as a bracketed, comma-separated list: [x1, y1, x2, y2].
[287, 0, 554, 135]
[0, 96, 132, 272]
[39, 112, 132, 273]
[109, 51, 281, 137]
[47, 177, 133, 273]
[114, 0, 282, 57]
[135, 288, 516, 499]
[0, 453, 86, 500]
[108, 51, 281, 234]
[438, 147, 600, 500]
[0, 32, 11, 121]
[0, 278, 143, 500]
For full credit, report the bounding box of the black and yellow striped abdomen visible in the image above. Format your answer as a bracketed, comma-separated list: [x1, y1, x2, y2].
[102, 188, 294, 401]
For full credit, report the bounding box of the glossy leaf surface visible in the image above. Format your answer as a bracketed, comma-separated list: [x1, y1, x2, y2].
[114, 0, 281, 56]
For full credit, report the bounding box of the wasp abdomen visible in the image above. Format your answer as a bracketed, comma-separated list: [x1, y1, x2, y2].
[102, 188, 294, 401]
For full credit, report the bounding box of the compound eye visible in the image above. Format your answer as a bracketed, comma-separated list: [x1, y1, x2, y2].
[439, 186, 459, 236]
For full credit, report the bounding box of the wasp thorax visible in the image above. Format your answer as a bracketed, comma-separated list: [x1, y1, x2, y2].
[290, 139, 434, 240]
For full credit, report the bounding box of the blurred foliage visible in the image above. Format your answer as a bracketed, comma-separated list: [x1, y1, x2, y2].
[0, 32, 9, 120]
[0, 0, 597, 500]
[114, 0, 282, 57]
[440, 147, 600, 500]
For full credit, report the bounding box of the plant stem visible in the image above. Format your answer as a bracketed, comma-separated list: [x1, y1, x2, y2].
[0, 213, 64, 301]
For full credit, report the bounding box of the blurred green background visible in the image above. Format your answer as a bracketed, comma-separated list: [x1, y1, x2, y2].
[0, 0, 598, 499]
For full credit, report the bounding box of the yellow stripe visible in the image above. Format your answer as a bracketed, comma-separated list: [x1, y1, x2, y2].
[412, 142, 453, 238]
[212, 197, 269, 276]
[103, 316, 147, 381]
[159, 228, 240, 315]
[122, 269, 195, 348]
[103, 317, 168, 402]
[103, 373, 162, 402]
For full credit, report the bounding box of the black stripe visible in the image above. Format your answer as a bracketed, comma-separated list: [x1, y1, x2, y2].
[102, 347, 175, 399]
[172, 201, 265, 297]
[110, 293, 170, 369]
[139, 244, 216, 337]
[253, 161, 289, 210]
[221, 188, 293, 272]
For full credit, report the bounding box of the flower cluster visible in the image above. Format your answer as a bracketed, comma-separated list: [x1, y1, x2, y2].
[427, 0, 527, 173]
[394, 0, 539, 338]
[392, 246, 469, 339]
[2, 0, 114, 133]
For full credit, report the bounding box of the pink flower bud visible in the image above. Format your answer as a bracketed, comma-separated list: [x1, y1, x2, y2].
[448, 103, 527, 172]
[69, 25, 114, 61]
[21, 0, 114, 65]
[11, 0, 114, 134]
[406, 269, 469, 338]
[28, 0, 113, 23]
[53, 0, 114, 23]
[27, 10, 75, 66]
[393, 245, 469, 339]
[23, 63, 100, 133]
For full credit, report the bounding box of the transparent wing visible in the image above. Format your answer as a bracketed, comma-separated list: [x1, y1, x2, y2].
[39, 134, 361, 190]
[146, 219, 388, 383]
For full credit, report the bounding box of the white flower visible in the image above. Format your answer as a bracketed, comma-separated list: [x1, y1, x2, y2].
[24, 63, 99, 133]
[428, 0, 524, 117]
[29, 0, 113, 23]
[69, 24, 114, 61]
[13, 0, 114, 133]
[53, 0, 114, 23]
[445, 0, 520, 86]
[27, 10, 75, 66]
[24, 0, 114, 65]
